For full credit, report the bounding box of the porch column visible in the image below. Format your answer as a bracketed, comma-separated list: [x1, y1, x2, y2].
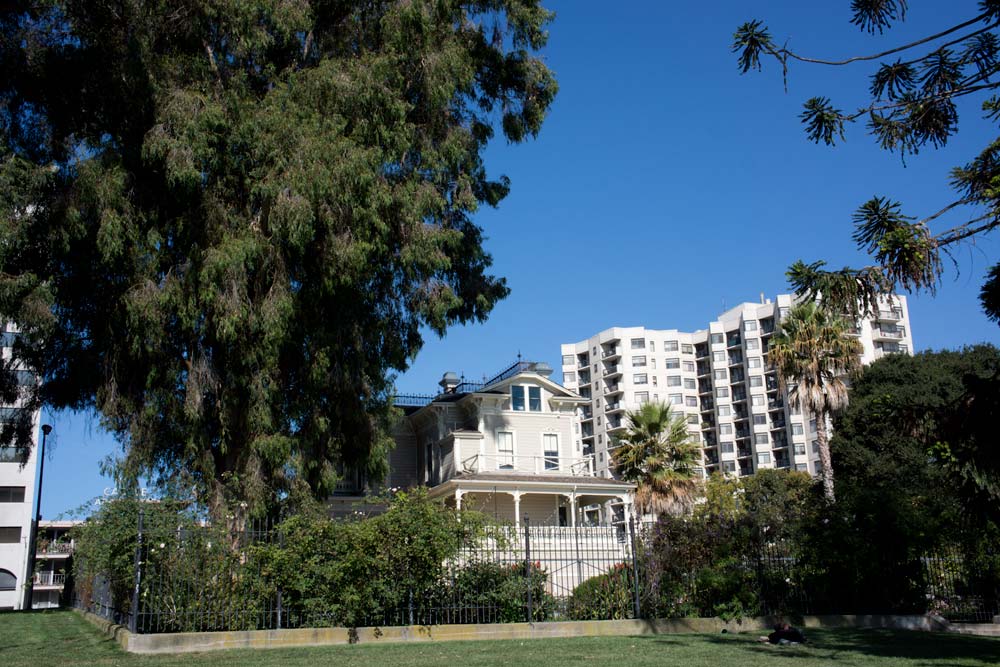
[569, 492, 577, 528]
[455, 489, 464, 512]
[512, 490, 522, 528]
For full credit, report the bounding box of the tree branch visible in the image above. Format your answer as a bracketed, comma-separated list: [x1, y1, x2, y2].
[770, 14, 990, 67]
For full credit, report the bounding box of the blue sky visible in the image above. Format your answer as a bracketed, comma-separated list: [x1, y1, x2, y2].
[38, 1, 1000, 518]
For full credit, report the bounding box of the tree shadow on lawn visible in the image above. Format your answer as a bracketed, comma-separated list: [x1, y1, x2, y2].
[643, 628, 999, 665]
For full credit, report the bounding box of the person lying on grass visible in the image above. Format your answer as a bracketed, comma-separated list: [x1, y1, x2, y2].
[758, 623, 807, 645]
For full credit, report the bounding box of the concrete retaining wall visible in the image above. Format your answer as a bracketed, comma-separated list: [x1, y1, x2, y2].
[74, 609, 960, 655]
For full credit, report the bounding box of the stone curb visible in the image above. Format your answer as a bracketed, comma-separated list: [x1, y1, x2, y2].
[73, 609, 964, 655]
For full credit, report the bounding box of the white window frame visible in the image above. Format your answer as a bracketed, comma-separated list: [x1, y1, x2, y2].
[496, 429, 516, 469]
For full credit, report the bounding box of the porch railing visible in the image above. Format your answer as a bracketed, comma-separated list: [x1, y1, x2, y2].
[461, 453, 595, 476]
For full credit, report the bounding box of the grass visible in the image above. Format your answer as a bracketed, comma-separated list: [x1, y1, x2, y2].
[1, 610, 997, 667]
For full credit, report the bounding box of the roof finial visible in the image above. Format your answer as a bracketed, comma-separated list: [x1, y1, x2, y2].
[517, 350, 522, 361]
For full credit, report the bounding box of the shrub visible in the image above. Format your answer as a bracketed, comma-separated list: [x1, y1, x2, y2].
[567, 563, 635, 620]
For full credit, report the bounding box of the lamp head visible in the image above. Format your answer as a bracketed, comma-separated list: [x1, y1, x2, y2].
[41, 424, 52, 436]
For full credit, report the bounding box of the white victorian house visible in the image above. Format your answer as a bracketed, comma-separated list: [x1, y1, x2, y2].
[331, 360, 635, 526]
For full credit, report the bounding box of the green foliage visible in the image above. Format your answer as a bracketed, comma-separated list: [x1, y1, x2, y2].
[0, 0, 557, 513]
[768, 302, 862, 501]
[734, 4, 1000, 319]
[567, 563, 635, 620]
[612, 402, 701, 516]
[443, 560, 553, 623]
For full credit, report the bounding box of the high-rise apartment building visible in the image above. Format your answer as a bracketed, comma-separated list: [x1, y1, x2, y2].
[560, 294, 913, 479]
[0, 323, 41, 610]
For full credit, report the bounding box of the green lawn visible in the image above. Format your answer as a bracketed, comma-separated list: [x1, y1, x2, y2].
[1, 610, 997, 667]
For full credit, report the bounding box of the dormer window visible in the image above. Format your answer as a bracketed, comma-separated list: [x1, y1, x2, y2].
[511, 385, 542, 412]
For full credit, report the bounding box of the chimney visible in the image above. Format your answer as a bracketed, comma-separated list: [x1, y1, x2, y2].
[760, 292, 766, 304]
[439, 371, 460, 393]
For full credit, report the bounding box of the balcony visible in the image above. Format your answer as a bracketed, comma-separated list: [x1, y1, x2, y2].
[874, 327, 905, 340]
[603, 383, 623, 397]
[38, 541, 74, 557]
[606, 401, 625, 413]
[877, 308, 904, 321]
[462, 453, 596, 476]
[601, 347, 621, 360]
[603, 364, 623, 378]
[33, 572, 66, 588]
[577, 357, 590, 368]
[607, 419, 626, 432]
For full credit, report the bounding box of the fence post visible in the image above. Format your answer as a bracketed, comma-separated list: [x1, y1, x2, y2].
[523, 517, 533, 624]
[276, 527, 284, 630]
[629, 517, 641, 619]
[129, 508, 145, 634]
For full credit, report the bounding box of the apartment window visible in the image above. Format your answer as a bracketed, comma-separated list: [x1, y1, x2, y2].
[753, 415, 767, 425]
[664, 340, 679, 351]
[754, 433, 769, 445]
[683, 361, 695, 372]
[0, 487, 25, 503]
[794, 443, 806, 455]
[633, 373, 648, 384]
[597, 416, 602, 425]
[682, 344, 694, 354]
[0, 527, 21, 543]
[719, 424, 733, 435]
[652, 376, 658, 387]
[713, 369, 727, 380]
[723, 461, 737, 473]
[751, 394, 765, 406]
[665, 358, 680, 369]
[745, 320, 758, 331]
[813, 460, 823, 473]
[650, 341, 656, 352]
[596, 398, 601, 408]
[593, 347, 598, 356]
[746, 338, 759, 350]
[666, 376, 681, 387]
[512, 386, 525, 411]
[496, 431, 515, 469]
[669, 393, 683, 405]
[810, 418, 818, 432]
[718, 405, 732, 416]
[720, 442, 734, 453]
[651, 359, 657, 369]
[0, 569, 14, 591]
[779, 307, 790, 318]
[562, 355, 575, 366]
[687, 414, 700, 425]
[574, 422, 580, 433]
[715, 387, 729, 398]
[792, 423, 804, 436]
[757, 452, 771, 464]
[685, 396, 698, 407]
[653, 394, 658, 401]
[630, 338, 645, 350]
[812, 440, 820, 453]
[748, 357, 762, 369]
[529, 386, 542, 411]
[712, 351, 726, 362]
[563, 372, 576, 384]
[0, 447, 22, 463]
[683, 378, 696, 389]
[749, 375, 763, 387]
[632, 355, 647, 367]
[543, 434, 559, 470]
[599, 435, 603, 444]
[710, 333, 724, 345]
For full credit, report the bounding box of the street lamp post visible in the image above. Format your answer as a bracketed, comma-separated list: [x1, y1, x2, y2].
[23, 423, 52, 611]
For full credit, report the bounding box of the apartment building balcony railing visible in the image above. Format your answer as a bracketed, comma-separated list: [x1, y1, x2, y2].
[603, 364, 623, 378]
[461, 453, 595, 476]
[768, 398, 784, 410]
[760, 319, 775, 334]
[40, 541, 74, 555]
[875, 328, 905, 339]
[601, 347, 621, 360]
[727, 335, 742, 348]
[878, 308, 904, 321]
[33, 572, 66, 587]
[577, 357, 590, 368]
[606, 402, 624, 413]
[603, 383, 623, 396]
[607, 420, 625, 432]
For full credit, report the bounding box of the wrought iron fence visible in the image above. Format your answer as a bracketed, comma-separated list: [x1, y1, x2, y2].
[72, 510, 999, 634]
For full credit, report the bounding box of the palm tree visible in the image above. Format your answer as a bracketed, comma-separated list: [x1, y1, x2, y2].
[611, 401, 701, 518]
[768, 302, 862, 502]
